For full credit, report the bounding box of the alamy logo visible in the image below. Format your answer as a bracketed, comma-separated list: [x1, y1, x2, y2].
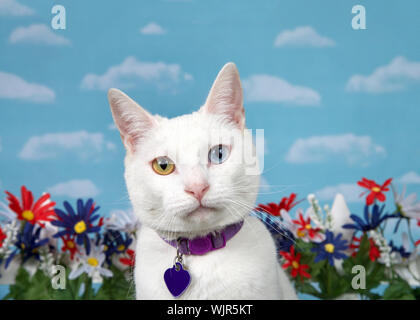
[51, 5, 66, 30]
[351, 265, 366, 290]
[352, 5, 366, 30]
[51, 265, 66, 290]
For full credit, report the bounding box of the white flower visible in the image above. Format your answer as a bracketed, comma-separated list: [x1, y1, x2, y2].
[0, 201, 16, 222]
[39, 246, 55, 277]
[397, 248, 420, 286]
[104, 209, 140, 234]
[393, 185, 420, 220]
[68, 241, 113, 280]
[0, 220, 19, 258]
[390, 233, 420, 286]
[306, 194, 333, 230]
[368, 229, 394, 267]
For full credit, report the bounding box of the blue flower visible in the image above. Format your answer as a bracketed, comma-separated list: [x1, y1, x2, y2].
[52, 199, 101, 254]
[311, 231, 348, 266]
[389, 241, 411, 259]
[274, 229, 295, 253]
[342, 204, 395, 232]
[252, 210, 296, 252]
[5, 223, 49, 268]
[102, 230, 133, 265]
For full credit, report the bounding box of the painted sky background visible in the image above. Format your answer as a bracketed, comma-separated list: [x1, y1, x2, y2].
[0, 0, 420, 244]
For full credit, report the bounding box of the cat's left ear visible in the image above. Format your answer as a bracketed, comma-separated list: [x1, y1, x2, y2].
[202, 62, 245, 130]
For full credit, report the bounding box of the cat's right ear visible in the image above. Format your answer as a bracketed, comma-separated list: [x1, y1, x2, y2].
[108, 88, 156, 154]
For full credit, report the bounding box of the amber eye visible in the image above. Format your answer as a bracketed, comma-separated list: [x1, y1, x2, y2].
[152, 157, 175, 175]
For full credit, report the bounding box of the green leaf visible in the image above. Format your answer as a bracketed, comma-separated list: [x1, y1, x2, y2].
[383, 279, 416, 300]
[294, 281, 322, 298]
[93, 266, 135, 300]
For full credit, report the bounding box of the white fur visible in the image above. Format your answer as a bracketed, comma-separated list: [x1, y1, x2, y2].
[108, 62, 297, 300]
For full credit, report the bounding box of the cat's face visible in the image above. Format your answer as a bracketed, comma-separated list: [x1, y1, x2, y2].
[108, 63, 260, 238]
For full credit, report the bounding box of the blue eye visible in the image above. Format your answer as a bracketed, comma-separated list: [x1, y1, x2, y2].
[208, 145, 230, 164]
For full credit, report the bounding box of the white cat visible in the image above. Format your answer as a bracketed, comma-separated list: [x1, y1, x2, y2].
[108, 63, 297, 300]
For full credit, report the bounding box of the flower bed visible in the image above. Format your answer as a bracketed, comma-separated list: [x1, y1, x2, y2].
[253, 178, 420, 299]
[0, 177, 419, 299]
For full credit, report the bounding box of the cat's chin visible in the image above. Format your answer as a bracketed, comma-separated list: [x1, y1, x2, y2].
[151, 206, 245, 239]
[186, 205, 214, 219]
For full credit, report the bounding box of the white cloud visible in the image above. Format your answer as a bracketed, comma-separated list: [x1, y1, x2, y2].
[47, 179, 100, 198]
[243, 74, 321, 106]
[346, 56, 420, 93]
[0, 0, 34, 16]
[274, 26, 335, 47]
[140, 22, 166, 35]
[316, 183, 363, 203]
[9, 24, 71, 46]
[81, 56, 192, 91]
[285, 133, 386, 165]
[397, 171, 420, 185]
[19, 130, 116, 160]
[0, 71, 55, 103]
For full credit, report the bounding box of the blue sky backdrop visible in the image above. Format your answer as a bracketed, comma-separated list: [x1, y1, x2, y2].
[0, 0, 420, 243]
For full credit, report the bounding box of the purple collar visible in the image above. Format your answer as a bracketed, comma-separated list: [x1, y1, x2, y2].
[161, 221, 244, 255]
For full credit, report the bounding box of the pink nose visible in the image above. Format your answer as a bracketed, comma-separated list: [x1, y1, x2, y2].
[185, 183, 209, 202]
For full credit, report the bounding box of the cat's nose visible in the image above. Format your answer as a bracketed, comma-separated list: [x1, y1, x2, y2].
[184, 183, 210, 202]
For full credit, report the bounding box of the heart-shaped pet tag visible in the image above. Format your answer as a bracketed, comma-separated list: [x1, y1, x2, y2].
[164, 262, 191, 298]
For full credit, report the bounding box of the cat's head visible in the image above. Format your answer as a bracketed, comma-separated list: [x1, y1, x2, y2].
[108, 63, 260, 238]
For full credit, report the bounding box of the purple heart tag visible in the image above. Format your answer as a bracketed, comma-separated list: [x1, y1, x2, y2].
[164, 262, 191, 298]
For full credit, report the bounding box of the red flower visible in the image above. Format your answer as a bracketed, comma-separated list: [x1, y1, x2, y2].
[368, 239, 381, 262]
[60, 234, 79, 260]
[279, 245, 310, 281]
[349, 236, 381, 261]
[415, 239, 420, 246]
[120, 249, 135, 267]
[349, 236, 361, 257]
[255, 193, 300, 216]
[357, 178, 392, 205]
[5, 186, 56, 226]
[0, 227, 7, 248]
[292, 212, 322, 240]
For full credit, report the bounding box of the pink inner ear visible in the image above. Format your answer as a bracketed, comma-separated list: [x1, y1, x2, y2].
[204, 63, 245, 129]
[121, 115, 155, 153]
[108, 89, 156, 154]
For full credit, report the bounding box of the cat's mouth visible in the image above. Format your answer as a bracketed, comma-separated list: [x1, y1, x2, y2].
[186, 205, 215, 219]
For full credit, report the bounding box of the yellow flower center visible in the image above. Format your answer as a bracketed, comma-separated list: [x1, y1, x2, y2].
[292, 261, 300, 269]
[396, 203, 406, 217]
[22, 210, 34, 221]
[74, 220, 87, 234]
[67, 241, 75, 249]
[103, 245, 108, 251]
[297, 230, 306, 238]
[325, 243, 335, 253]
[87, 257, 99, 267]
[21, 243, 25, 249]
[372, 187, 381, 193]
[117, 244, 125, 251]
[305, 224, 312, 230]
